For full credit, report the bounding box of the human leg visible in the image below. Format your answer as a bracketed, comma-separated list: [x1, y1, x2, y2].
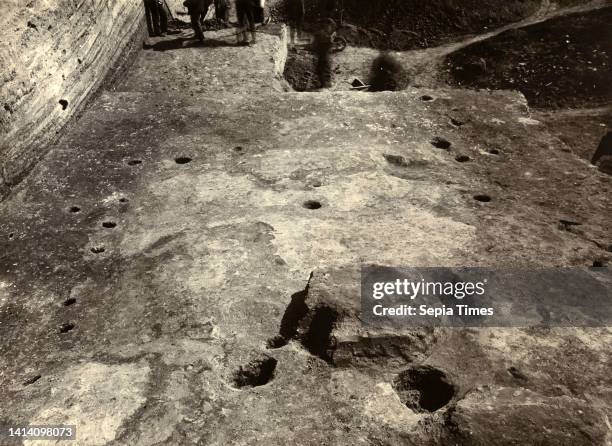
[190, 12, 205, 41]
[158, 2, 168, 35]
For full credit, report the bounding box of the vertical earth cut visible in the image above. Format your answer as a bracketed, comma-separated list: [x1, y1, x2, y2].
[0, 0, 146, 198]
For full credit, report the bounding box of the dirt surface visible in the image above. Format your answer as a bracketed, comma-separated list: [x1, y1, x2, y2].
[534, 107, 612, 162]
[444, 6, 612, 109]
[0, 5, 611, 446]
[272, 0, 543, 50]
[283, 48, 325, 91]
[285, 0, 612, 168]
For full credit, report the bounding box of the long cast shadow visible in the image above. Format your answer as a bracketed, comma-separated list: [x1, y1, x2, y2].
[144, 36, 240, 52]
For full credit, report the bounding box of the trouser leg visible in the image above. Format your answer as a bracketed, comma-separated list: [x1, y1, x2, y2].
[317, 54, 332, 88]
[245, 5, 255, 41]
[218, 6, 228, 22]
[236, 1, 246, 42]
[144, 0, 155, 35]
[191, 12, 204, 40]
[149, 1, 161, 35]
[158, 4, 168, 34]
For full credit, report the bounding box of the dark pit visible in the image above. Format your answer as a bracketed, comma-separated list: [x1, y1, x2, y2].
[393, 365, 456, 413]
[508, 366, 528, 381]
[127, 159, 142, 166]
[90, 246, 105, 254]
[175, 156, 192, 164]
[23, 375, 42, 386]
[63, 297, 77, 306]
[310, 180, 323, 188]
[69, 206, 81, 213]
[102, 221, 117, 229]
[303, 200, 322, 210]
[59, 322, 75, 334]
[232, 355, 278, 388]
[455, 154, 471, 163]
[119, 197, 129, 203]
[384, 154, 409, 167]
[420, 95, 434, 101]
[59, 99, 68, 110]
[474, 194, 492, 202]
[431, 137, 451, 150]
[488, 148, 501, 155]
[302, 305, 338, 363]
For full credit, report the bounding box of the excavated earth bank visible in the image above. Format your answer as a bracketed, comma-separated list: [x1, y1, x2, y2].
[444, 6, 612, 109]
[0, 0, 146, 199]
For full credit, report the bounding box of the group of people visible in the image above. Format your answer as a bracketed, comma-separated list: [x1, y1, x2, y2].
[144, 0, 337, 87]
[144, 0, 169, 37]
[178, 0, 272, 45]
[145, 0, 308, 46]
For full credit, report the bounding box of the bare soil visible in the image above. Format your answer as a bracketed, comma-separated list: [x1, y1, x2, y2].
[443, 6, 612, 109]
[272, 0, 544, 50]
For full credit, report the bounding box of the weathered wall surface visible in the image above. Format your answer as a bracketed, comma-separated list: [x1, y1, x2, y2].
[0, 0, 146, 199]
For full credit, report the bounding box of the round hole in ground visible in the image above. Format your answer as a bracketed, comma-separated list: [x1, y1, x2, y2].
[232, 355, 278, 388]
[119, 197, 129, 203]
[58, 99, 68, 110]
[8, 233, 14, 239]
[488, 148, 501, 155]
[63, 297, 77, 306]
[431, 137, 451, 150]
[507, 366, 528, 380]
[233, 146, 244, 153]
[450, 118, 464, 127]
[90, 245, 105, 254]
[69, 206, 81, 213]
[303, 200, 322, 210]
[455, 154, 471, 163]
[59, 322, 75, 334]
[393, 365, 456, 413]
[420, 95, 434, 102]
[474, 194, 492, 203]
[102, 221, 117, 229]
[175, 156, 192, 164]
[127, 159, 142, 166]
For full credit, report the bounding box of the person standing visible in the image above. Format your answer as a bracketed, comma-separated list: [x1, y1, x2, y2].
[312, 18, 337, 88]
[253, 0, 269, 25]
[184, 0, 209, 42]
[287, 0, 305, 46]
[215, 0, 230, 24]
[144, 0, 168, 36]
[235, 0, 256, 45]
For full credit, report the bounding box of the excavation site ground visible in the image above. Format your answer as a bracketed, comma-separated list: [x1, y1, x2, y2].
[0, 0, 611, 445]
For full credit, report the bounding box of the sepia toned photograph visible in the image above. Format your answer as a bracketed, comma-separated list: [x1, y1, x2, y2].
[1, 0, 611, 444]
